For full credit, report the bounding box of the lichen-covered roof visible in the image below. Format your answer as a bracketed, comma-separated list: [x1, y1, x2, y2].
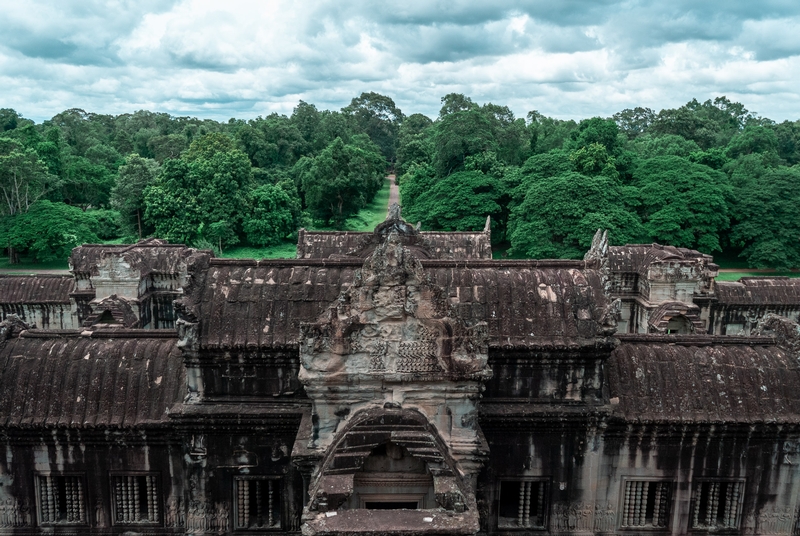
[185, 258, 609, 350]
[0, 275, 73, 304]
[607, 335, 800, 423]
[0, 331, 184, 428]
[69, 238, 211, 276]
[715, 277, 800, 305]
[608, 243, 716, 275]
[297, 230, 492, 260]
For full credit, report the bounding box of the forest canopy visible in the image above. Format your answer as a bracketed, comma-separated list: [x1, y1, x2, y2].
[1, 94, 799, 268]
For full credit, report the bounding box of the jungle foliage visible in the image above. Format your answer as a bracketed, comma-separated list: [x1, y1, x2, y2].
[1, 93, 799, 267]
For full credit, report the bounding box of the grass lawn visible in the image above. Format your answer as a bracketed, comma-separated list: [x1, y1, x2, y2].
[715, 271, 800, 281]
[220, 242, 298, 260]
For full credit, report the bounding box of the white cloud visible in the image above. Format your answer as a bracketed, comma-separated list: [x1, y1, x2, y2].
[1, 0, 800, 122]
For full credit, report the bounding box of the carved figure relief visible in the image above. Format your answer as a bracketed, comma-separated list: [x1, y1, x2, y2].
[0, 499, 30, 528]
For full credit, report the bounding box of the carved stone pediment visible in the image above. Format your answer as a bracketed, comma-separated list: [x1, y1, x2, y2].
[294, 229, 491, 535]
[300, 231, 489, 381]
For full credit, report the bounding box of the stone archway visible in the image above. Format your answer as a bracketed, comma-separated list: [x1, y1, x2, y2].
[300, 407, 480, 535]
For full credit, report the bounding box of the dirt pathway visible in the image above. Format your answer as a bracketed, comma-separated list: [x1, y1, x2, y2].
[387, 174, 399, 216]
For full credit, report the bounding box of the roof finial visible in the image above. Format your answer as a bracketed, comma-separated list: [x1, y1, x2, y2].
[386, 203, 402, 221]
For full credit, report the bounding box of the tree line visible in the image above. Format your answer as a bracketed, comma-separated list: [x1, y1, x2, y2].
[0, 93, 395, 262]
[1, 93, 799, 267]
[398, 95, 800, 268]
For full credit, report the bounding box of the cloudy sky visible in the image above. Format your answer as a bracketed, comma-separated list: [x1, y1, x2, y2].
[3, 0, 800, 123]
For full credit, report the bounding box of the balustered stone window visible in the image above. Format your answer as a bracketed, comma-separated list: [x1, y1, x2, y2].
[234, 476, 281, 530]
[35, 474, 86, 525]
[690, 480, 744, 530]
[621, 480, 672, 529]
[111, 473, 161, 525]
[497, 479, 548, 529]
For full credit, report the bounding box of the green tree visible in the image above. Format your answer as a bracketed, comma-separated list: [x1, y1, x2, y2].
[433, 109, 495, 176]
[633, 156, 731, 252]
[402, 170, 506, 233]
[0, 200, 99, 262]
[482, 103, 529, 166]
[0, 109, 23, 132]
[772, 120, 800, 165]
[343, 92, 403, 162]
[509, 171, 643, 259]
[650, 97, 752, 149]
[290, 101, 323, 150]
[567, 117, 623, 155]
[395, 113, 434, 176]
[725, 125, 779, 160]
[0, 138, 58, 217]
[62, 156, 115, 206]
[147, 134, 187, 163]
[439, 93, 479, 118]
[730, 167, 800, 268]
[526, 111, 578, 154]
[143, 134, 252, 246]
[613, 107, 656, 139]
[570, 143, 618, 178]
[243, 181, 303, 246]
[236, 115, 308, 169]
[629, 134, 701, 159]
[300, 137, 384, 227]
[111, 154, 160, 238]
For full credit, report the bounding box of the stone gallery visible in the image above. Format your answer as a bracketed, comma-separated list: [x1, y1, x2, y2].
[1, 207, 800, 535]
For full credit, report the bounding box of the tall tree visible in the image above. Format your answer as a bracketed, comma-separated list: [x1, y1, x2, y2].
[633, 156, 731, 252]
[730, 167, 800, 268]
[243, 181, 303, 246]
[300, 137, 384, 228]
[402, 170, 506, 233]
[509, 171, 643, 259]
[143, 134, 252, 247]
[343, 92, 403, 162]
[0, 138, 58, 217]
[432, 109, 495, 177]
[111, 154, 160, 238]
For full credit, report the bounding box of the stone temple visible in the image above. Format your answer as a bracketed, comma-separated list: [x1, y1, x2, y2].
[1, 207, 800, 535]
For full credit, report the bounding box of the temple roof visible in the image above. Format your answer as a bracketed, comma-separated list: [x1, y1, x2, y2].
[715, 277, 800, 305]
[184, 258, 610, 350]
[0, 275, 73, 304]
[297, 230, 492, 260]
[69, 238, 211, 277]
[608, 243, 717, 276]
[608, 335, 800, 423]
[0, 331, 183, 428]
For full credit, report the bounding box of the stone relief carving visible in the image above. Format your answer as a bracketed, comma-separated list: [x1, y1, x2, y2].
[551, 502, 594, 533]
[0, 499, 30, 528]
[186, 501, 229, 533]
[165, 497, 185, 528]
[742, 506, 795, 535]
[299, 231, 490, 380]
[593, 503, 616, 533]
[295, 226, 490, 536]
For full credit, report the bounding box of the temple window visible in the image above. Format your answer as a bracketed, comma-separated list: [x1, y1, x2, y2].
[497, 479, 548, 529]
[690, 480, 744, 530]
[234, 476, 281, 530]
[111, 473, 161, 525]
[35, 474, 86, 525]
[621, 480, 672, 529]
